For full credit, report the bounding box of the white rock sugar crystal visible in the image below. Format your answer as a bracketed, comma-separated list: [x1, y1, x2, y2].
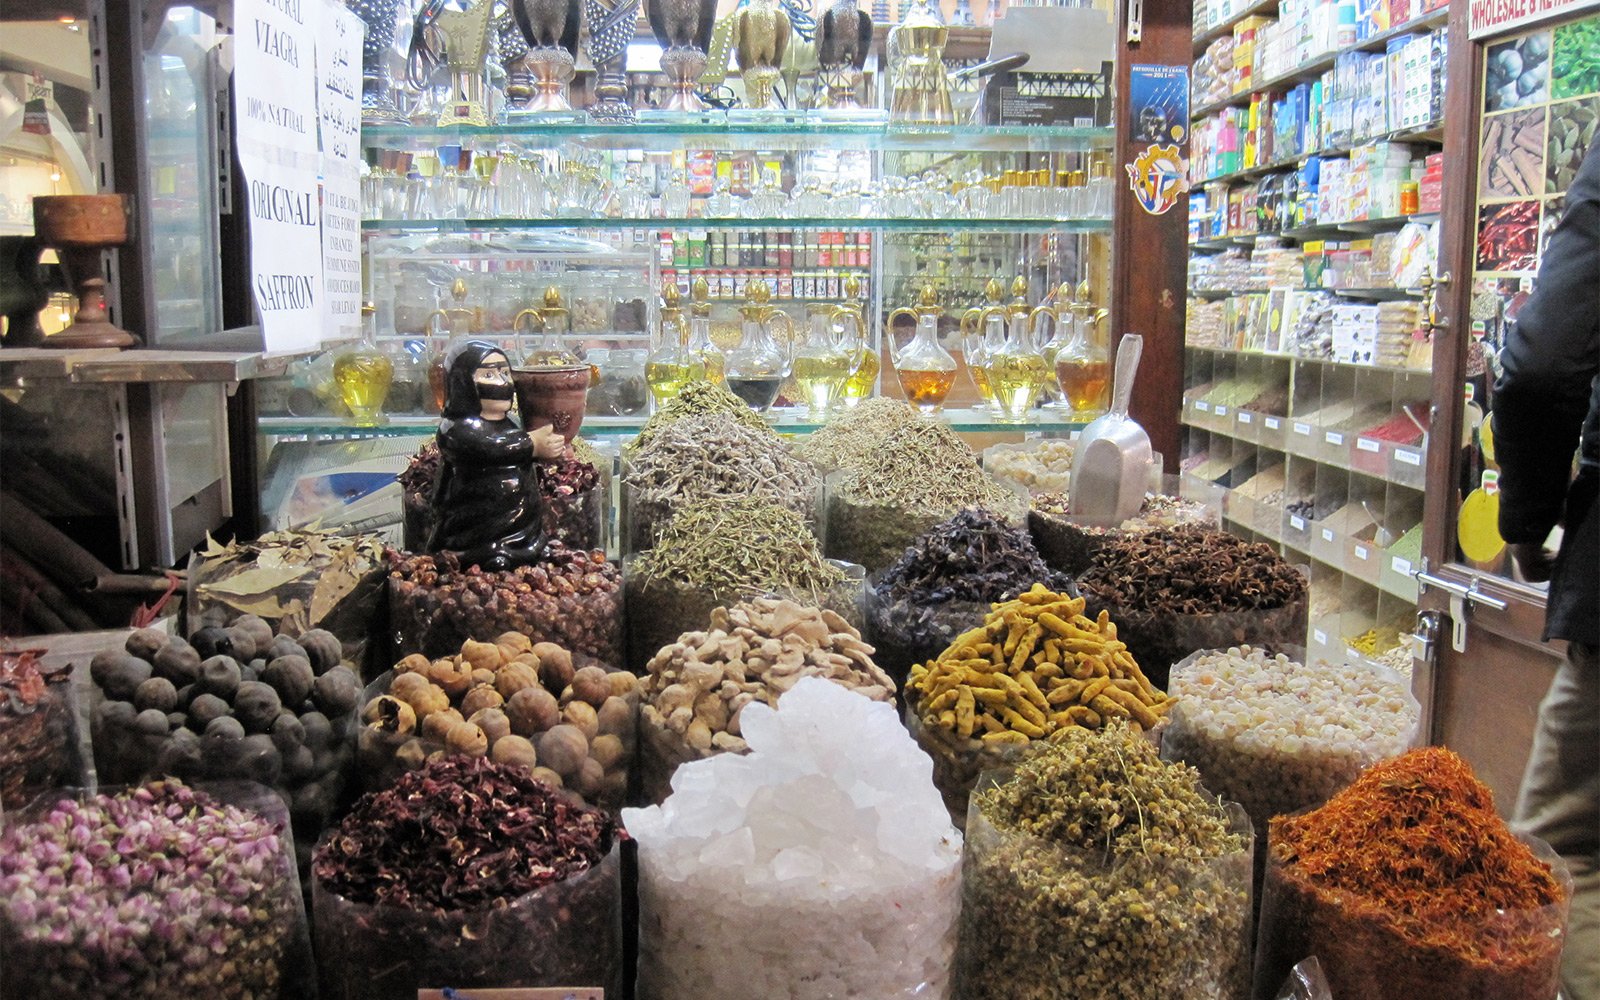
[624, 677, 963, 999]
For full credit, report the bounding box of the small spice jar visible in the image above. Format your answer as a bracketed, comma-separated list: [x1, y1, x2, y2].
[1399, 180, 1420, 217]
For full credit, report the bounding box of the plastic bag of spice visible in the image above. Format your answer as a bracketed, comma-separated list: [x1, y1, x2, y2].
[865, 588, 991, 695]
[386, 545, 623, 665]
[824, 474, 1025, 574]
[0, 778, 316, 998]
[1093, 596, 1309, 689]
[1251, 748, 1571, 1000]
[313, 759, 623, 1000]
[1275, 958, 1333, 1000]
[952, 732, 1255, 1000]
[904, 708, 1029, 826]
[355, 647, 637, 815]
[0, 647, 83, 810]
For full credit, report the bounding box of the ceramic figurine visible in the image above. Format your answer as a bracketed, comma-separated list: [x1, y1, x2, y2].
[817, 0, 873, 109]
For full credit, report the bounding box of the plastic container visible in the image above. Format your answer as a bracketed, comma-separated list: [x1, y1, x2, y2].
[0, 779, 315, 998]
[314, 841, 622, 1000]
[355, 665, 635, 814]
[623, 557, 865, 674]
[954, 786, 1253, 1000]
[1252, 834, 1570, 1000]
[0, 653, 82, 811]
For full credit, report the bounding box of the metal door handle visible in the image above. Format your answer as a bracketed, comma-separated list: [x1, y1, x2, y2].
[1416, 571, 1509, 611]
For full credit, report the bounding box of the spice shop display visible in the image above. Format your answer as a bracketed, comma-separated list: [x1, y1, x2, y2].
[622, 411, 818, 552]
[867, 508, 1062, 689]
[386, 544, 623, 664]
[983, 439, 1077, 495]
[187, 529, 386, 675]
[906, 585, 1172, 823]
[639, 598, 894, 803]
[1077, 526, 1308, 686]
[625, 496, 861, 671]
[792, 396, 921, 473]
[313, 756, 622, 999]
[0, 645, 80, 810]
[825, 420, 1025, 572]
[1254, 747, 1570, 1000]
[953, 726, 1253, 1000]
[1161, 646, 1418, 889]
[1028, 490, 1217, 575]
[625, 678, 962, 1000]
[399, 439, 604, 553]
[0, 779, 313, 998]
[88, 620, 360, 868]
[357, 634, 635, 813]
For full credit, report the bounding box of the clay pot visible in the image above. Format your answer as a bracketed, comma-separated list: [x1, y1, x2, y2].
[32, 195, 128, 247]
[513, 364, 589, 440]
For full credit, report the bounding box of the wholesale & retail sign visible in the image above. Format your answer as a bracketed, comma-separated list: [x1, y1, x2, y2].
[1470, 0, 1591, 39]
[236, 0, 362, 352]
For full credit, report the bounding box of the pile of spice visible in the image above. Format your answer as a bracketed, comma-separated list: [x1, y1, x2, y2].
[625, 678, 962, 1000]
[624, 412, 818, 549]
[313, 756, 621, 996]
[984, 439, 1076, 493]
[826, 420, 1024, 572]
[386, 543, 622, 664]
[0, 780, 305, 997]
[1258, 747, 1568, 999]
[626, 496, 853, 671]
[357, 633, 636, 812]
[869, 508, 1061, 685]
[0, 646, 79, 809]
[399, 441, 604, 552]
[792, 397, 921, 472]
[640, 598, 894, 802]
[1028, 491, 1216, 574]
[1077, 526, 1308, 685]
[906, 585, 1171, 821]
[628, 379, 770, 455]
[955, 725, 1251, 1000]
[188, 528, 386, 670]
[88, 618, 362, 863]
[1163, 646, 1417, 862]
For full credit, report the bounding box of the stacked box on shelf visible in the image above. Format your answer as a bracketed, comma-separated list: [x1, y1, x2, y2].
[1234, 16, 1276, 94]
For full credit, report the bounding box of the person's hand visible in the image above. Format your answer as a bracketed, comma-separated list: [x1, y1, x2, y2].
[528, 424, 567, 460]
[1508, 541, 1555, 582]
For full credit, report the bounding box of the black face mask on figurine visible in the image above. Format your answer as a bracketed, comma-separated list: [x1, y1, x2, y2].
[427, 340, 549, 572]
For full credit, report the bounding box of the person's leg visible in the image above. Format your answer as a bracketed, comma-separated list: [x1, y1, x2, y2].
[1515, 641, 1600, 1000]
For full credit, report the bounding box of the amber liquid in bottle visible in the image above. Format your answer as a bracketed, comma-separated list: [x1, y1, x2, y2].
[1056, 358, 1111, 412]
[988, 355, 1049, 419]
[791, 353, 853, 413]
[333, 353, 395, 426]
[427, 358, 447, 412]
[969, 364, 995, 405]
[841, 348, 880, 401]
[896, 367, 956, 409]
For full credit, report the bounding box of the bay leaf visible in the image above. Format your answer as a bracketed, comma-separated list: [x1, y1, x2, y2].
[197, 564, 306, 598]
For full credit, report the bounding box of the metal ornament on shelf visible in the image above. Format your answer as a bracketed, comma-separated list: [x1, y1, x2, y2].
[585, 0, 641, 123]
[886, 0, 953, 124]
[427, 0, 498, 126]
[347, 0, 410, 125]
[510, 0, 582, 112]
[647, 0, 717, 112]
[816, 0, 872, 110]
[733, 0, 792, 110]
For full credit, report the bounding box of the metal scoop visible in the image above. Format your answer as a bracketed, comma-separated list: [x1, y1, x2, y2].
[1070, 333, 1154, 525]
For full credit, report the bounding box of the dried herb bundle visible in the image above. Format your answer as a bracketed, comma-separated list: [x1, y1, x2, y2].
[632, 497, 844, 599]
[315, 756, 617, 913]
[1259, 747, 1567, 999]
[1078, 526, 1306, 615]
[792, 397, 921, 472]
[626, 413, 818, 548]
[955, 725, 1251, 1000]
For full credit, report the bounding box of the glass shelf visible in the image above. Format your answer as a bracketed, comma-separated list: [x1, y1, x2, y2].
[361, 121, 1115, 155]
[361, 216, 1114, 234]
[259, 408, 1089, 439]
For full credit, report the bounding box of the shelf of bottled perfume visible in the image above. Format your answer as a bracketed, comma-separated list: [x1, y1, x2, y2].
[362, 216, 1115, 234]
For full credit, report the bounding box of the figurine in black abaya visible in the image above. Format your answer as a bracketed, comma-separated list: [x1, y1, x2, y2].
[428, 340, 565, 571]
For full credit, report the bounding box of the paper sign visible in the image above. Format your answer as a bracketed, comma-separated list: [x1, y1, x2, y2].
[1357, 438, 1381, 453]
[1321, 528, 1336, 542]
[1290, 515, 1307, 530]
[1470, 0, 1590, 39]
[1238, 411, 1253, 424]
[1293, 421, 1312, 435]
[1325, 431, 1345, 446]
[1196, 400, 1211, 412]
[318, 1, 364, 343]
[1313, 628, 1328, 645]
[1392, 557, 1414, 576]
[1355, 544, 1370, 560]
[1215, 405, 1229, 417]
[1395, 448, 1423, 466]
[419, 990, 603, 999]
[1265, 417, 1282, 430]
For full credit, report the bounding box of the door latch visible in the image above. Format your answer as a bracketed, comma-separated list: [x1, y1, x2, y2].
[1410, 609, 1442, 666]
[1416, 569, 1508, 652]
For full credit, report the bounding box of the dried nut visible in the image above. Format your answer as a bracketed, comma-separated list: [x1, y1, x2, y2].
[495, 631, 534, 664]
[571, 666, 612, 708]
[491, 733, 538, 770]
[495, 661, 542, 700]
[530, 765, 564, 789]
[590, 733, 625, 769]
[363, 695, 416, 735]
[445, 720, 489, 757]
[532, 642, 574, 690]
[421, 707, 464, 742]
[426, 657, 475, 698]
[469, 707, 512, 747]
[537, 724, 589, 779]
[562, 701, 600, 742]
[394, 653, 432, 675]
[460, 683, 504, 717]
[461, 639, 503, 672]
[597, 697, 635, 737]
[506, 686, 560, 736]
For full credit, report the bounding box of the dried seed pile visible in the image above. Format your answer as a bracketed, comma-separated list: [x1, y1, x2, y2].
[955, 726, 1251, 1000]
[626, 413, 818, 547]
[639, 598, 894, 801]
[629, 379, 771, 456]
[985, 440, 1076, 493]
[792, 397, 921, 472]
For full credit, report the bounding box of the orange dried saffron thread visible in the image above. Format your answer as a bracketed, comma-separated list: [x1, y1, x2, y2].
[1270, 747, 1565, 966]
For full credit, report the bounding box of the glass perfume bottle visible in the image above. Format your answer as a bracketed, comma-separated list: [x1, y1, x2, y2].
[426, 277, 482, 410]
[645, 283, 705, 404]
[686, 276, 726, 385]
[836, 274, 878, 405]
[1055, 278, 1111, 413]
[724, 279, 793, 412]
[792, 303, 856, 418]
[960, 277, 1007, 408]
[1034, 281, 1073, 409]
[887, 283, 957, 412]
[987, 304, 1050, 423]
[333, 304, 395, 426]
[705, 175, 741, 218]
[887, 0, 953, 124]
[660, 167, 693, 219]
[518, 285, 584, 366]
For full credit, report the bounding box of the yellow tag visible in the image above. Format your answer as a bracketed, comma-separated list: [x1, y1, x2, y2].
[1457, 486, 1505, 563]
